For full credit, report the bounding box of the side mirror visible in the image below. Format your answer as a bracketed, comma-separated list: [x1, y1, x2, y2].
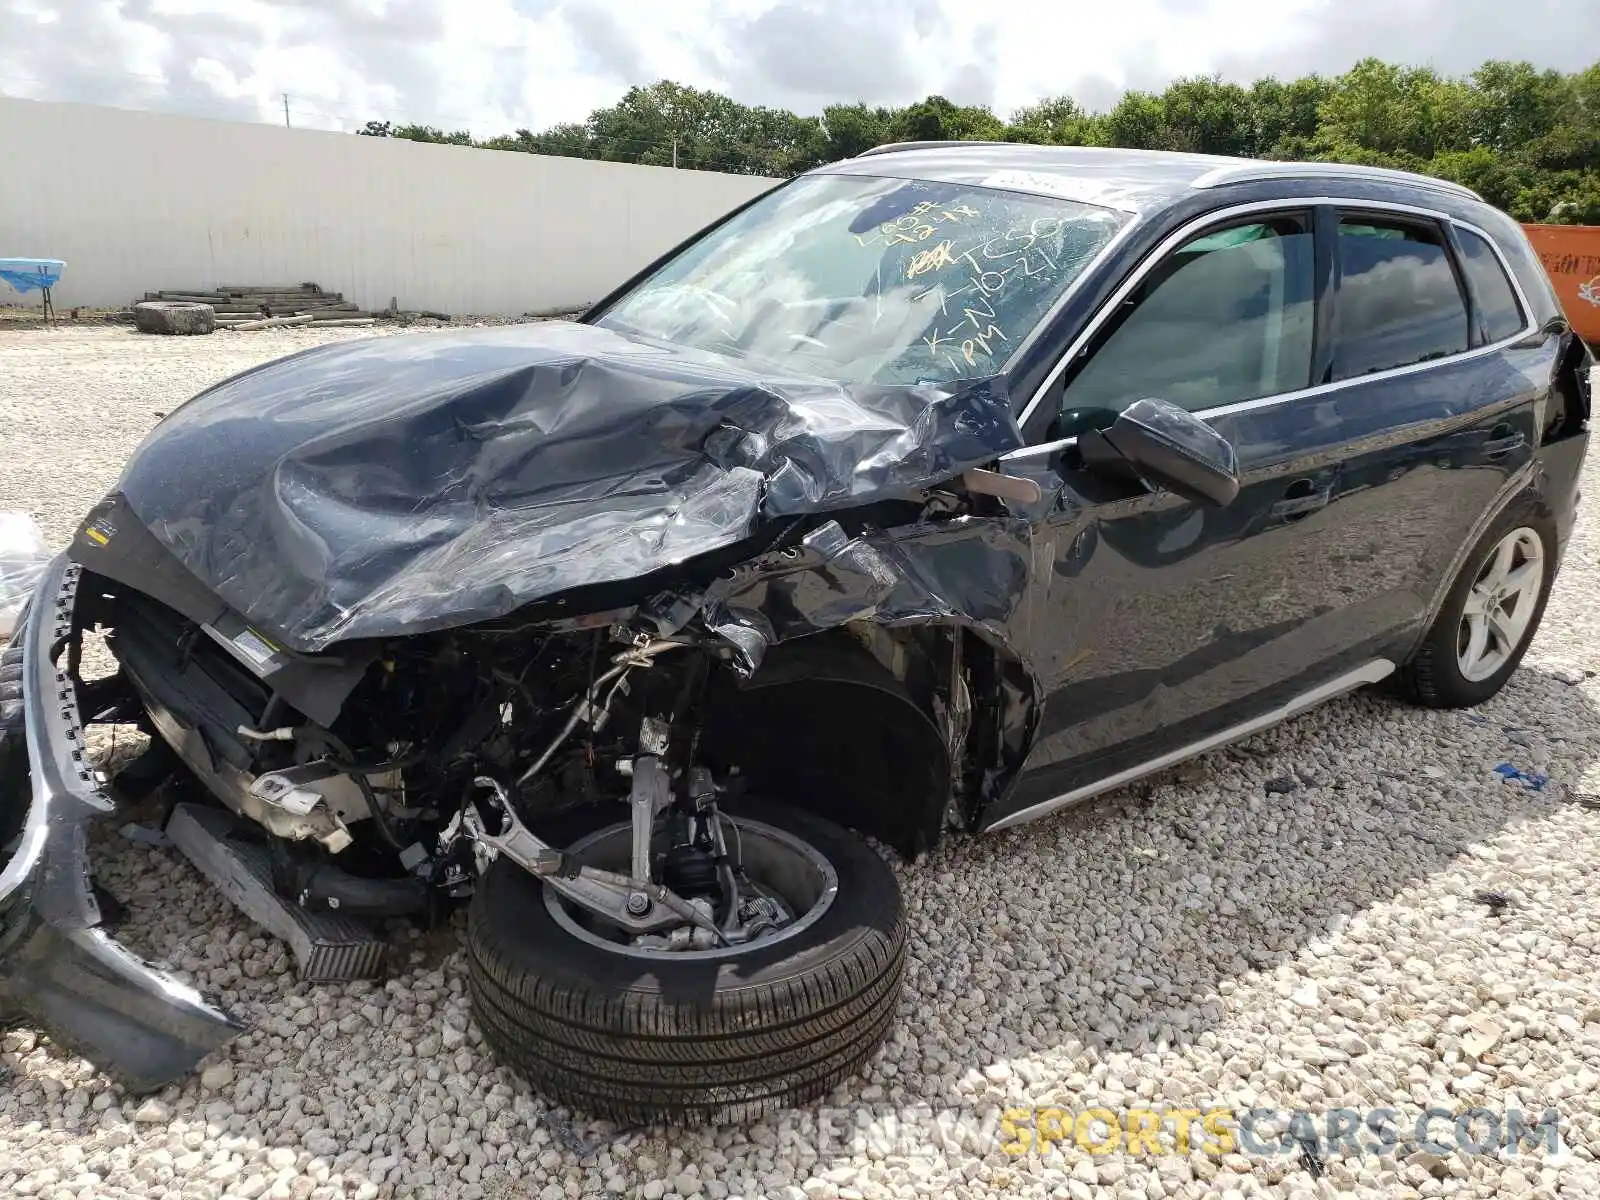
[1077, 397, 1240, 507]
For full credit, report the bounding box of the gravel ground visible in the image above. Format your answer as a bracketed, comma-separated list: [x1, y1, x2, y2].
[3, 325, 1600, 1200]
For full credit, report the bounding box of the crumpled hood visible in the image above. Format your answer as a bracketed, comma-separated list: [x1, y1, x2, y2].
[112, 321, 1022, 651]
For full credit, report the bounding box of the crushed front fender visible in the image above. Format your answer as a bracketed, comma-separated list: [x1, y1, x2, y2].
[0, 556, 242, 1091]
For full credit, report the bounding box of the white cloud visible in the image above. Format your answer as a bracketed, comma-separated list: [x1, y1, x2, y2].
[1, 0, 1596, 136]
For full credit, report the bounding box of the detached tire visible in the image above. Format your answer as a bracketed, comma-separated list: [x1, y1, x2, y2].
[1399, 498, 1557, 709]
[466, 799, 904, 1123]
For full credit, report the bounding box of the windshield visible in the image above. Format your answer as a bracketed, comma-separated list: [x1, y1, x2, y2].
[595, 174, 1128, 386]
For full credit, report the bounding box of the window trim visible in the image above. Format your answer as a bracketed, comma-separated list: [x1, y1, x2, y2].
[1328, 209, 1475, 383]
[1439, 221, 1488, 350]
[1010, 197, 1539, 458]
[1451, 222, 1531, 348]
[1050, 210, 1318, 419]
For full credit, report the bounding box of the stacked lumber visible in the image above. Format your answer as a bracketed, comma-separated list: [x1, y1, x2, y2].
[137, 283, 377, 329]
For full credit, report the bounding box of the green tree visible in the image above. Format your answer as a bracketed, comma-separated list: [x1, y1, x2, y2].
[1427, 147, 1529, 210]
[1315, 59, 1474, 163]
[378, 123, 475, 146]
[1155, 76, 1256, 156]
[354, 58, 1600, 218]
[480, 124, 594, 158]
[819, 103, 892, 159]
[1005, 96, 1100, 145]
[1470, 61, 1572, 153]
[885, 95, 1006, 143]
[1248, 75, 1332, 158]
[1101, 91, 1167, 149]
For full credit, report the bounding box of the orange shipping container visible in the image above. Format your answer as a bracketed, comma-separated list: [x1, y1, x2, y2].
[1522, 223, 1600, 344]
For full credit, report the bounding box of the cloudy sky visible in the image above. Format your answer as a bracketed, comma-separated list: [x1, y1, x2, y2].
[2, 0, 1598, 136]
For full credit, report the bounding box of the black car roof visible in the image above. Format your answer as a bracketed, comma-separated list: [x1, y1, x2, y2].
[812, 142, 1483, 217]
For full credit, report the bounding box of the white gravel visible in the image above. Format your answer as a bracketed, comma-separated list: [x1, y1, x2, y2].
[4, 324, 1600, 1200]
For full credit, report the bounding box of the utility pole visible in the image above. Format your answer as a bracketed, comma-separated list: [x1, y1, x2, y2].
[282, 93, 291, 128]
[672, 138, 678, 169]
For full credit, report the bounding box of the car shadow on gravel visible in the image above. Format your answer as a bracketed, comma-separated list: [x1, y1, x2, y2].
[896, 663, 1600, 1081]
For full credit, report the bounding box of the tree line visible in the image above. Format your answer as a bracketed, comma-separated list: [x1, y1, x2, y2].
[358, 59, 1600, 224]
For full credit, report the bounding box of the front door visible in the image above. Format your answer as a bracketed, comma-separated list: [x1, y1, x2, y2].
[987, 208, 1343, 828]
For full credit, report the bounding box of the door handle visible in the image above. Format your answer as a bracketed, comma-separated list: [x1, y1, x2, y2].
[1270, 479, 1331, 521]
[1483, 423, 1526, 459]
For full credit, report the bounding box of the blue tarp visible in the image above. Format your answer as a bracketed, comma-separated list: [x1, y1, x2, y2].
[0, 258, 65, 295]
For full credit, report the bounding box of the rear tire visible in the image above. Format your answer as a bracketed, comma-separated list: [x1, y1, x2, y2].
[465, 798, 905, 1123]
[1398, 500, 1556, 709]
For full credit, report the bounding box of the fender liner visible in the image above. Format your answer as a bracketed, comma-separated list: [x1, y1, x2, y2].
[702, 632, 952, 857]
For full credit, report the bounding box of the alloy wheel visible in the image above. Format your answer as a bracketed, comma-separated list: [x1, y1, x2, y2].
[1456, 527, 1544, 683]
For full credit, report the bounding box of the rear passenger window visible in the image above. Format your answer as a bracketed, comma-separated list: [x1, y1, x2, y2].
[1455, 228, 1526, 343]
[1333, 218, 1468, 380]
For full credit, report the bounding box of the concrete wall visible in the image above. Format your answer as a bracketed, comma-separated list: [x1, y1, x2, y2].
[0, 98, 777, 314]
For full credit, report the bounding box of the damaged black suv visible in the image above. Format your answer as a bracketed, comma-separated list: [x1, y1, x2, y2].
[0, 143, 1589, 1122]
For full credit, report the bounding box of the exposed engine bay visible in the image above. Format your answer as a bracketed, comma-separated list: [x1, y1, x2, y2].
[105, 587, 827, 951]
[81, 491, 1034, 955]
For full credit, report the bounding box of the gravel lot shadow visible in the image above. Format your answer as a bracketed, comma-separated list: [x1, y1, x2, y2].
[894, 662, 1600, 1088]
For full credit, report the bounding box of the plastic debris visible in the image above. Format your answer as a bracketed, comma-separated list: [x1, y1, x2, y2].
[1493, 763, 1548, 791]
[540, 1111, 604, 1160]
[0, 511, 49, 640]
[1473, 890, 1511, 915]
[1462, 1014, 1504, 1057]
[120, 823, 173, 848]
[1295, 1133, 1326, 1178]
[0, 257, 64, 295]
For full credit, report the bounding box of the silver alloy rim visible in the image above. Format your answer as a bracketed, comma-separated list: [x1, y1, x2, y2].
[1457, 527, 1544, 682]
[544, 815, 839, 960]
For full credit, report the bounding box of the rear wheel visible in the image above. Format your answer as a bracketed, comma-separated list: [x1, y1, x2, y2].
[465, 798, 904, 1123]
[1399, 502, 1556, 708]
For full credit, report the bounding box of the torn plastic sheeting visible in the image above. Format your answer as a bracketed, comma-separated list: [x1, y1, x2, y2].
[701, 515, 1033, 674]
[1493, 762, 1548, 791]
[110, 321, 1024, 651]
[0, 512, 49, 641]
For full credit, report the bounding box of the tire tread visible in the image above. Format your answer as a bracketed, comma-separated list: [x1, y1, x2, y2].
[464, 800, 906, 1122]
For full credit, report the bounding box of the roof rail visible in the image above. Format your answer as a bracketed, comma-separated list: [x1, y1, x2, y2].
[1190, 160, 1482, 202]
[853, 140, 1016, 159]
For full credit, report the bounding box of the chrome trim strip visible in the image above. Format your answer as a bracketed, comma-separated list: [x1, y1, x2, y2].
[1011, 196, 1540, 438]
[853, 139, 1017, 159]
[984, 658, 1396, 832]
[1189, 161, 1482, 201]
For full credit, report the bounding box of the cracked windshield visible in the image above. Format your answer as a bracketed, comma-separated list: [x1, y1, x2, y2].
[597, 173, 1128, 385]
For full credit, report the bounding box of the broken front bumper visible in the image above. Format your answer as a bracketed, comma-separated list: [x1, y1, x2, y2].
[0, 556, 241, 1091]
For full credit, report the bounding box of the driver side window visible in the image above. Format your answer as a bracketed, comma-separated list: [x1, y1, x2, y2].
[1056, 215, 1315, 437]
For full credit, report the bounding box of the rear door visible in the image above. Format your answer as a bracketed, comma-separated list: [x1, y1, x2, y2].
[1305, 207, 1540, 656]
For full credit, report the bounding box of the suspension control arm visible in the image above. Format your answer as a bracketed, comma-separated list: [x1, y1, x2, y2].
[458, 777, 723, 942]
